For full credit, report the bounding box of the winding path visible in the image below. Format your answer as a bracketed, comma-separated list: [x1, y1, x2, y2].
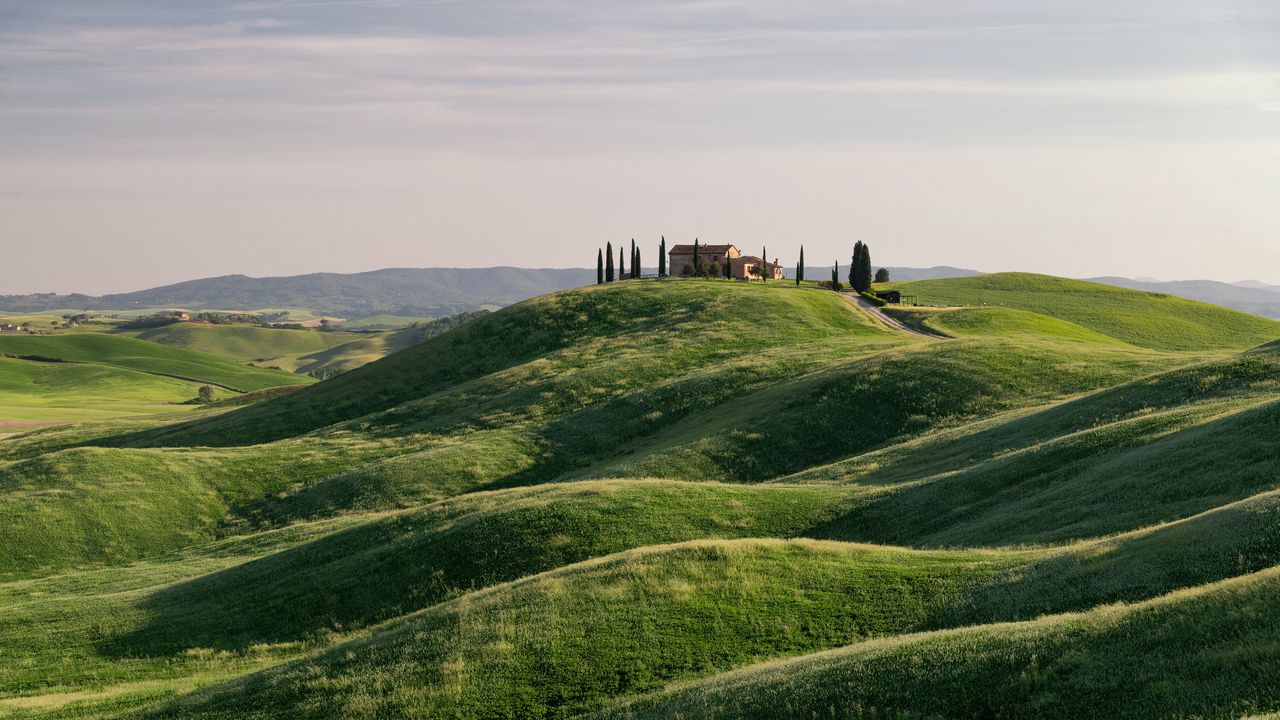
[844, 294, 947, 340]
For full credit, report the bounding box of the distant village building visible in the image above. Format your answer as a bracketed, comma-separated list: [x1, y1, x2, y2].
[668, 244, 740, 277]
[666, 244, 786, 281]
[0, 323, 23, 333]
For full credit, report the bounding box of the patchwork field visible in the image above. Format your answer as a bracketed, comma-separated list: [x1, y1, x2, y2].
[1, 274, 1278, 719]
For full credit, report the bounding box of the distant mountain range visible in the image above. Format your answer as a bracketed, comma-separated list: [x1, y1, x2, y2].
[0, 265, 981, 319]
[5, 265, 1275, 321]
[0, 268, 597, 319]
[1087, 277, 1280, 320]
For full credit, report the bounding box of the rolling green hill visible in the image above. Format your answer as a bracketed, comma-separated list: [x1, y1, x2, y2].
[126, 324, 362, 365]
[0, 356, 227, 422]
[1, 277, 1280, 719]
[0, 333, 307, 393]
[886, 272, 1280, 350]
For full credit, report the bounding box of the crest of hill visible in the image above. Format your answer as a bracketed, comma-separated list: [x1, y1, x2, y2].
[889, 272, 1280, 350]
[114, 282, 892, 447]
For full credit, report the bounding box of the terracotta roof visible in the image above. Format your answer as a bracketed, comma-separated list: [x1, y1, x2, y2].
[735, 256, 781, 268]
[669, 244, 736, 254]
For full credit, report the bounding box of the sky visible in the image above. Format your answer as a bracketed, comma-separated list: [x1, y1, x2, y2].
[2, 0, 1279, 294]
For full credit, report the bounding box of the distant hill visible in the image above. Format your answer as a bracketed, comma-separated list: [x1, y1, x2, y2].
[1088, 276, 1280, 320]
[890, 272, 1280, 351]
[0, 265, 980, 319]
[1233, 279, 1280, 292]
[0, 267, 597, 319]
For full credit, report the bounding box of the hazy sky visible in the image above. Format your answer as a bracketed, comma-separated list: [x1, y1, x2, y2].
[3, 0, 1279, 294]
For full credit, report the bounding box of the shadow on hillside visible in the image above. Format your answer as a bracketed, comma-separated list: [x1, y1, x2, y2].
[100, 481, 859, 659]
[806, 397, 1280, 548]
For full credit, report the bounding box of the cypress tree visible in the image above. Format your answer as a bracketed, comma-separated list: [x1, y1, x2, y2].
[597, 248, 604, 284]
[636, 247, 642, 278]
[724, 254, 732, 279]
[605, 242, 614, 282]
[795, 262, 800, 286]
[798, 245, 805, 283]
[858, 243, 874, 293]
[850, 242, 862, 288]
[620, 246, 627, 279]
[659, 236, 667, 278]
[693, 239, 701, 276]
[630, 239, 636, 279]
[832, 263, 839, 291]
[761, 245, 767, 282]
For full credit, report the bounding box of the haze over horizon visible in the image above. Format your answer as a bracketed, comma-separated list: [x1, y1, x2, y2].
[3, 1, 1280, 294]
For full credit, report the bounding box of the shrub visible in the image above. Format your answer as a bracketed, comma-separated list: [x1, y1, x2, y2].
[860, 292, 888, 307]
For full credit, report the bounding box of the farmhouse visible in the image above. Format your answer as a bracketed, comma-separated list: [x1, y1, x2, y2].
[667, 244, 740, 277]
[731, 256, 784, 281]
[666, 244, 786, 280]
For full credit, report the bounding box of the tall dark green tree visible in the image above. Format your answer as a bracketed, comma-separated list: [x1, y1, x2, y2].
[620, 246, 627, 279]
[597, 248, 604, 284]
[630, 239, 636, 279]
[795, 262, 800, 286]
[850, 242, 863, 288]
[761, 245, 768, 282]
[856, 243, 874, 293]
[635, 247, 642, 278]
[605, 242, 614, 282]
[798, 245, 805, 283]
[724, 254, 732, 279]
[659, 236, 667, 277]
[693, 239, 702, 276]
[832, 262, 839, 290]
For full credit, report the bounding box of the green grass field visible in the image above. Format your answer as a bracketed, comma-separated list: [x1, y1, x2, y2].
[126, 324, 362, 364]
[1, 276, 1279, 719]
[885, 272, 1280, 350]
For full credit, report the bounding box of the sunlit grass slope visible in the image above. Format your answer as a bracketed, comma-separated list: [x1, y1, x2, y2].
[283, 326, 422, 375]
[888, 272, 1280, 350]
[0, 334, 306, 392]
[0, 356, 220, 421]
[601, 566, 1280, 720]
[127, 324, 361, 365]
[139, 539, 1017, 720]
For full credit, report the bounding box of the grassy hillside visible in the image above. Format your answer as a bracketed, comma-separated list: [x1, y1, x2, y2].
[127, 324, 361, 365]
[1, 277, 1279, 719]
[887, 272, 1280, 350]
[602, 567, 1280, 720]
[0, 333, 307, 393]
[0, 356, 227, 422]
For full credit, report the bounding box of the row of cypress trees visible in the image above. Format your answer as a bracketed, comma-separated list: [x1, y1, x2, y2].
[596, 239, 646, 283]
[596, 237, 669, 284]
[597, 239, 883, 289]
